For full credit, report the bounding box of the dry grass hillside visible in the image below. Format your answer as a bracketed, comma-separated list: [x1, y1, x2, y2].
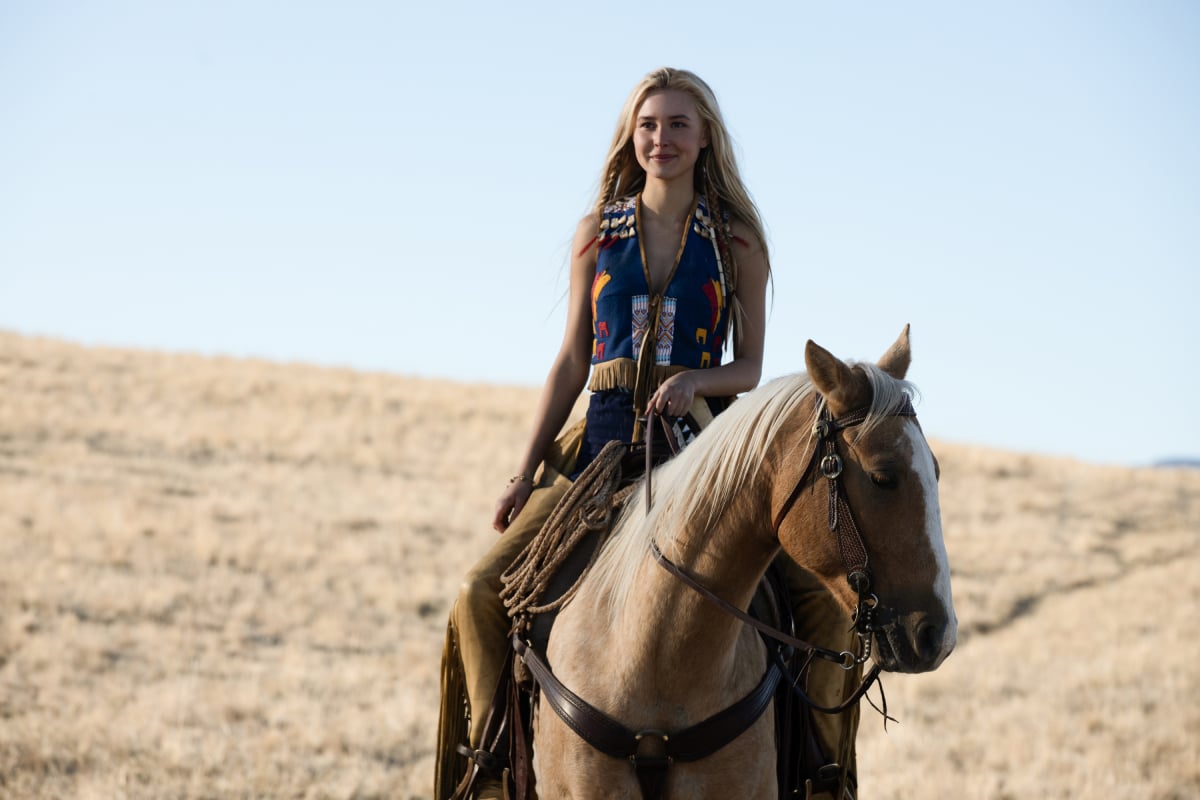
[0, 331, 1196, 799]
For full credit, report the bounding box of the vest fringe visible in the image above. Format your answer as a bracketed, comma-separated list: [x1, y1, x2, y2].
[587, 359, 690, 394]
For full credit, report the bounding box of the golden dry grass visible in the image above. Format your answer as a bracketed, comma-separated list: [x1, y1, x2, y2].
[0, 331, 1196, 799]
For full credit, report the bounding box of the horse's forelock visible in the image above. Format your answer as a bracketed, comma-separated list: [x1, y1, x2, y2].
[850, 361, 920, 441]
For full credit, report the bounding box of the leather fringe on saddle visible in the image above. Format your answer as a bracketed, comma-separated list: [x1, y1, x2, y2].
[435, 617, 471, 800]
[440, 624, 527, 800]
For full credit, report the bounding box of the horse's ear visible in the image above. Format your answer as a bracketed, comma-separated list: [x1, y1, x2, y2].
[877, 324, 912, 380]
[805, 340, 865, 414]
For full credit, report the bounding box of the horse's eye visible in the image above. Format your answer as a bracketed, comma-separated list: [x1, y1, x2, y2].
[870, 472, 898, 490]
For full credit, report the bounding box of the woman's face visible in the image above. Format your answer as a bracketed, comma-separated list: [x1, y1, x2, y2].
[632, 89, 709, 185]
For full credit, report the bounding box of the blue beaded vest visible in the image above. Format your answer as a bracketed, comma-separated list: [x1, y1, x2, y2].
[588, 194, 732, 403]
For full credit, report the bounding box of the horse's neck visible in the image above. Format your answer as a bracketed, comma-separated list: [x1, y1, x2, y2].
[544, 438, 789, 725]
[616, 503, 779, 680]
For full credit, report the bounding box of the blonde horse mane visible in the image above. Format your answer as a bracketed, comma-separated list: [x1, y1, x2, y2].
[583, 363, 917, 623]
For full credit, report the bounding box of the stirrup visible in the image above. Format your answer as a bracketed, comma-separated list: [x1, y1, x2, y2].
[455, 743, 506, 774]
[804, 763, 855, 799]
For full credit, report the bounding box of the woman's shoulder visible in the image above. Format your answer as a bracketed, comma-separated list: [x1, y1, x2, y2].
[571, 211, 603, 263]
[695, 195, 766, 264]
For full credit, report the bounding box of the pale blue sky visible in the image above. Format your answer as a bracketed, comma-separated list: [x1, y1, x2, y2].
[2, 1, 1197, 466]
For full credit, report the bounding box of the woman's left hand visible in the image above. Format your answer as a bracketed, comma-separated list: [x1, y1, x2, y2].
[649, 372, 697, 418]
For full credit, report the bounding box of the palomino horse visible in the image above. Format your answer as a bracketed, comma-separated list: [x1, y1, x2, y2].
[527, 327, 956, 798]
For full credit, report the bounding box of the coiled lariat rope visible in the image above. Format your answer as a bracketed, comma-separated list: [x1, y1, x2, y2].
[499, 440, 634, 633]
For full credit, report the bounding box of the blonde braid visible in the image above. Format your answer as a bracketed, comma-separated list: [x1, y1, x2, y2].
[596, 159, 623, 218]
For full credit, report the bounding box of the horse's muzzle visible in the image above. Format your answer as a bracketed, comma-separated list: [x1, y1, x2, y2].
[871, 609, 956, 673]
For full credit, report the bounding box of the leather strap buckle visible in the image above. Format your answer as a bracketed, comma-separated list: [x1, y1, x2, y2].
[455, 743, 506, 773]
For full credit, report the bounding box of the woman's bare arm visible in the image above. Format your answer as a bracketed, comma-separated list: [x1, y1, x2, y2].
[493, 215, 599, 531]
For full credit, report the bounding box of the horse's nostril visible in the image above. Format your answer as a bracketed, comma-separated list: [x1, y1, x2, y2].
[916, 620, 941, 659]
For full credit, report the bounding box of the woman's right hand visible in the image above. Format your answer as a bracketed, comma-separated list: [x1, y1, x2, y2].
[493, 479, 534, 533]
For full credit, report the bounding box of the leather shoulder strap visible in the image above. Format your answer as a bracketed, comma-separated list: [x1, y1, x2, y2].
[513, 636, 637, 759]
[513, 634, 782, 763]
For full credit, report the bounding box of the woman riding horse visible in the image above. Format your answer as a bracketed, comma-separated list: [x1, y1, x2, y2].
[437, 67, 862, 799]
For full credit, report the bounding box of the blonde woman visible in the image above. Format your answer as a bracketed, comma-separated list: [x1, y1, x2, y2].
[437, 68, 859, 800]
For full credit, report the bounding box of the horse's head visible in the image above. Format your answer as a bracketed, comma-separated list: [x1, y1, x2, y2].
[773, 326, 956, 674]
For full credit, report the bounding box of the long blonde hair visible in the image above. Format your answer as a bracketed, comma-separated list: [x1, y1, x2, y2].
[592, 67, 770, 353]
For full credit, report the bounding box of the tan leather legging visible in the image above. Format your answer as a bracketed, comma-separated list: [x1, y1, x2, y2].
[450, 475, 573, 746]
